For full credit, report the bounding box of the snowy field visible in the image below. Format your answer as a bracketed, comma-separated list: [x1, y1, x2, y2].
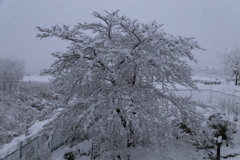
[1, 75, 240, 160]
[51, 75, 240, 160]
[192, 76, 240, 96]
[51, 117, 240, 160]
[22, 75, 52, 82]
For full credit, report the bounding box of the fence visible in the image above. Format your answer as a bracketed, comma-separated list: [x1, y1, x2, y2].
[1, 89, 240, 160]
[0, 124, 66, 160]
[172, 89, 240, 106]
[0, 135, 48, 160]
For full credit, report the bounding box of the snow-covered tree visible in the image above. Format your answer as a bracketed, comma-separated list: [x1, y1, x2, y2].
[0, 57, 25, 93]
[219, 48, 240, 85]
[37, 10, 203, 152]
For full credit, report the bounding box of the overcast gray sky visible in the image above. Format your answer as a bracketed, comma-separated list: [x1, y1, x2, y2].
[0, 0, 240, 75]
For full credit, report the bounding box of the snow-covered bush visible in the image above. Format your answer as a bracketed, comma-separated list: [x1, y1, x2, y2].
[170, 97, 206, 142]
[208, 113, 234, 145]
[0, 103, 37, 145]
[0, 81, 56, 147]
[219, 99, 240, 121]
[195, 113, 235, 150]
[64, 152, 74, 160]
[19, 81, 55, 101]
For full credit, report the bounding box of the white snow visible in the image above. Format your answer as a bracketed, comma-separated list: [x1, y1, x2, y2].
[50, 75, 240, 160]
[0, 108, 63, 158]
[28, 108, 63, 135]
[22, 75, 52, 82]
[3, 75, 240, 159]
[51, 140, 92, 160]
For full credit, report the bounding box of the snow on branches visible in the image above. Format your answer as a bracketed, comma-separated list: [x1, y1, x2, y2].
[37, 10, 204, 152]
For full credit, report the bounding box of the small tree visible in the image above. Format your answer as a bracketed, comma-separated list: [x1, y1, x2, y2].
[219, 48, 240, 85]
[37, 10, 203, 153]
[0, 57, 25, 93]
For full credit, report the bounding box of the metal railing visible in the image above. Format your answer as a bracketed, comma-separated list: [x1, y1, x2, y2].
[0, 125, 65, 160]
[0, 135, 49, 160]
[173, 89, 240, 106]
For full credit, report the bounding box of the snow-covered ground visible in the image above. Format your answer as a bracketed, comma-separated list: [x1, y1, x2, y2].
[0, 108, 63, 158]
[192, 76, 240, 96]
[51, 76, 240, 160]
[2, 75, 240, 160]
[51, 119, 240, 160]
[168, 75, 240, 97]
[52, 142, 208, 160]
[20, 75, 240, 159]
[23, 75, 52, 82]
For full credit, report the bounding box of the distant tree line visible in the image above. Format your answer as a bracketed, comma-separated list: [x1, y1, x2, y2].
[220, 48, 240, 85]
[0, 57, 25, 93]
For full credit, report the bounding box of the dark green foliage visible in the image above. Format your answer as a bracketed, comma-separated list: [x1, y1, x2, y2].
[64, 152, 75, 160]
[178, 122, 195, 135]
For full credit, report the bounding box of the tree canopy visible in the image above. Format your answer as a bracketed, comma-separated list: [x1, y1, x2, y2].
[37, 10, 203, 152]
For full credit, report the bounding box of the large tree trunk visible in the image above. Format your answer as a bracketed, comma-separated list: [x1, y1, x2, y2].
[127, 121, 135, 148]
[116, 108, 135, 148]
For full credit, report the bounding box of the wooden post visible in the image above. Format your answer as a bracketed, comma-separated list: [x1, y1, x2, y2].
[217, 143, 221, 160]
[91, 140, 100, 160]
[127, 154, 130, 160]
